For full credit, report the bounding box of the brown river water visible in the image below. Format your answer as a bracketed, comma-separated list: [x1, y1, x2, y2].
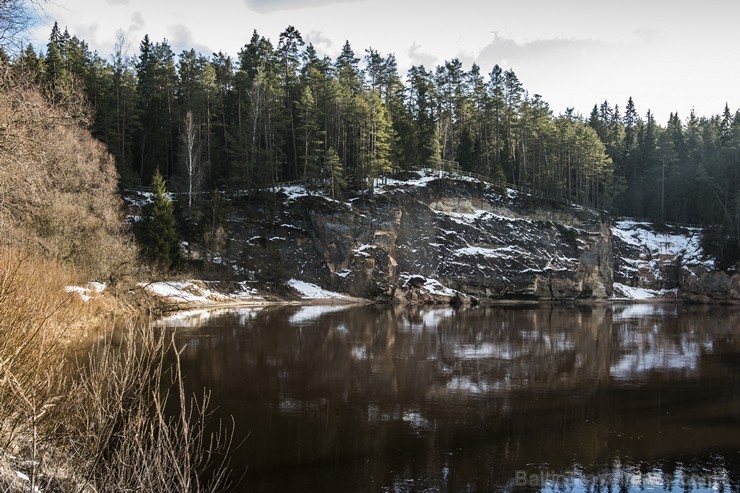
[158, 304, 740, 492]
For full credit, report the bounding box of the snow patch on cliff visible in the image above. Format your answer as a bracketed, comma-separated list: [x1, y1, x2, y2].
[612, 220, 714, 299]
[613, 220, 709, 266]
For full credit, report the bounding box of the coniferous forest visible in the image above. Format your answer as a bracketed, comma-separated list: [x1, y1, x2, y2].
[9, 23, 740, 267]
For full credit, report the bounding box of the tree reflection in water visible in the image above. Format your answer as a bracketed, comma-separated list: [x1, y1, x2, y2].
[159, 304, 740, 492]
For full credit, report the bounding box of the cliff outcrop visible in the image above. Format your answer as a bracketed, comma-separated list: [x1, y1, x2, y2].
[126, 170, 740, 305]
[224, 172, 614, 304]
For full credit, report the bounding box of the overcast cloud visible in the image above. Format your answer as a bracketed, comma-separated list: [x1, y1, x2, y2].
[244, 0, 360, 13]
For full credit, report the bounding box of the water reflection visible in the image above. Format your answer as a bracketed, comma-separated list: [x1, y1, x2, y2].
[162, 304, 740, 492]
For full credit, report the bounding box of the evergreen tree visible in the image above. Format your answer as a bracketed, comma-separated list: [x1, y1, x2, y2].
[134, 36, 179, 183]
[108, 32, 139, 179]
[143, 170, 181, 270]
[502, 69, 523, 183]
[324, 147, 346, 199]
[44, 22, 71, 101]
[407, 65, 439, 168]
[296, 85, 323, 186]
[277, 25, 304, 179]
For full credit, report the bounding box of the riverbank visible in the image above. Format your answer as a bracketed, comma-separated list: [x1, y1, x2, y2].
[0, 249, 234, 493]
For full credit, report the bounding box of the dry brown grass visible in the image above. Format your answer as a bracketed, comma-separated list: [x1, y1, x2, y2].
[0, 249, 233, 492]
[60, 326, 233, 493]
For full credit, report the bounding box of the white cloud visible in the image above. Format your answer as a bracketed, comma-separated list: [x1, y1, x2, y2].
[168, 24, 214, 56]
[407, 42, 437, 68]
[305, 30, 332, 51]
[129, 12, 144, 31]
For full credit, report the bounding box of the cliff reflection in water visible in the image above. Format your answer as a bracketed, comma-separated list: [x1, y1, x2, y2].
[160, 304, 740, 492]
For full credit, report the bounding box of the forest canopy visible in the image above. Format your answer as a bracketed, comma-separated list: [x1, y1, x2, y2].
[9, 23, 740, 267]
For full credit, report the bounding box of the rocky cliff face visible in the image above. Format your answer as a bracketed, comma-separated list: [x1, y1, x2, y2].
[227, 172, 614, 303]
[611, 220, 740, 303]
[126, 171, 740, 304]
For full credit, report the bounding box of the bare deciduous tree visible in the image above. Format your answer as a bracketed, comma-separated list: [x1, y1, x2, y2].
[183, 110, 203, 213]
[0, 0, 47, 53]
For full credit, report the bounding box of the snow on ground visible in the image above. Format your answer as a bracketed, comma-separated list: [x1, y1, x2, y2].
[440, 209, 488, 223]
[88, 282, 106, 293]
[122, 190, 154, 207]
[144, 281, 217, 303]
[613, 220, 710, 266]
[65, 282, 107, 302]
[287, 279, 351, 300]
[399, 273, 459, 299]
[612, 221, 714, 299]
[13, 471, 40, 493]
[279, 185, 310, 201]
[422, 278, 457, 297]
[142, 280, 263, 305]
[374, 168, 485, 193]
[612, 282, 678, 301]
[353, 244, 378, 257]
[374, 169, 444, 192]
[65, 286, 91, 302]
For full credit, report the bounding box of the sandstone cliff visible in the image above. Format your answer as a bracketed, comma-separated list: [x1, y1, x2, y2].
[227, 172, 614, 303]
[127, 170, 740, 304]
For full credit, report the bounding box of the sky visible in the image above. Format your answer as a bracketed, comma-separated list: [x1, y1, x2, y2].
[26, 0, 740, 123]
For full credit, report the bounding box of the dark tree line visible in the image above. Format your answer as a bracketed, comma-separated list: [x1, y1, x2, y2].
[8, 23, 740, 267]
[588, 99, 740, 267]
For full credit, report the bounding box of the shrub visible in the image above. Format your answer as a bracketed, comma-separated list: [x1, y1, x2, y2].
[0, 82, 137, 284]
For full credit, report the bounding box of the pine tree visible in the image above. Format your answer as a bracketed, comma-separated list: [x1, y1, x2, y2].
[44, 22, 71, 101]
[143, 170, 181, 271]
[502, 69, 523, 183]
[407, 65, 438, 168]
[296, 85, 324, 187]
[487, 65, 505, 180]
[720, 103, 733, 145]
[324, 147, 346, 199]
[278, 25, 304, 180]
[135, 36, 178, 183]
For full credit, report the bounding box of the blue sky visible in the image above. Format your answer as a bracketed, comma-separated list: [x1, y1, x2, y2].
[27, 0, 740, 123]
